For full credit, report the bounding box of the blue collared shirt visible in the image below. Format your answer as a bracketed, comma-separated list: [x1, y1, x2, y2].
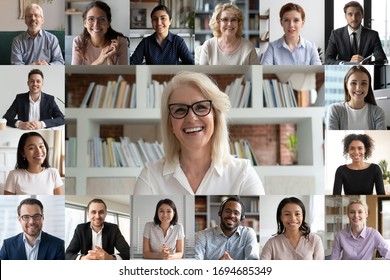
[11, 29, 64, 65]
[262, 36, 321, 65]
[195, 225, 259, 260]
[23, 231, 42, 260]
[130, 31, 194, 65]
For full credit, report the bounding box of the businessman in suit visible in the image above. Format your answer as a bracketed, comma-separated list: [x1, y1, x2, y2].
[2, 68, 65, 130]
[325, 1, 387, 65]
[0, 198, 65, 260]
[66, 198, 130, 260]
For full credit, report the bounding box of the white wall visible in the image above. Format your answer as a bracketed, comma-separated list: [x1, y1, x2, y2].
[260, 0, 325, 55]
[0, 65, 65, 120]
[325, 130, 390, 194]
[0, 0, 65, 31]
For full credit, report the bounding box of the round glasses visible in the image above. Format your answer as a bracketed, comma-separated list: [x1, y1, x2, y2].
[168, 100, 212, 119]
[20, 214, 43, 221]
[86, 16, 108, 25]
[219, 17, 239, 24]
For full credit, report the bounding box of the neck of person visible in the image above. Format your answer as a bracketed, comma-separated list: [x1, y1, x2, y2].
[350, 223, 364, 237]
[220, 223, 238, 238]
[29, 91, 41, 102]
[348, 99, 366, 110]
[92, 224, 103, 233]
[26, 163, 43, 174]
[25, 232, 39, 247]
[283, 228, 302, 239]
[349, 24, 361, 32]
[155, 31, 169, 45]
[348, 160, 367, 170]
[284, 34, 300, 51]
[159, 222, 171, 235]
[27, 28, 40, 38]
[219, 34, 240, 47]
[90, 36, 107, 48]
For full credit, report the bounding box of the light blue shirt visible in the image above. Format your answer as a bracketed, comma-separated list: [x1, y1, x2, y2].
[262, 36, 321, 65]
[11, 29, 64, 65]
[23, 231, 42, 260]
[195, 225, 259, 260]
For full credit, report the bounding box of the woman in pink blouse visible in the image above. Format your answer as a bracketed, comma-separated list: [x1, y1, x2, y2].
[261, 197, 324, 260]
[71, 1, 129, 65]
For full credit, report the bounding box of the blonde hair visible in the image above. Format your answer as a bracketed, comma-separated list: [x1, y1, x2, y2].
[347, 199, 368, 214]
[160, 71, 231, 164]
[209, 3, 244, 38]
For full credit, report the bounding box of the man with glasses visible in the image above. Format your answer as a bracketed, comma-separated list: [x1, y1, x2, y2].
[65, 198, 130, 260]
[11, 3, 64, 65]
[0, 198, 65, 260]
[325, 1, 387, 65]
[195, 196, 259, 260]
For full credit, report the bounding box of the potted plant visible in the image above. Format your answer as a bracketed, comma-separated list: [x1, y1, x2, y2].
[284, 133, 298, 165]
[378, 159, 390, 183]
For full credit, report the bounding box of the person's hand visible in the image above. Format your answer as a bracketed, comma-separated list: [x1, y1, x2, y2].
[161, 245, 173, 259]
[18, 121, 42, 130]
[350, 54, 364, 63]
[106, 37, 119, 65]
[219, 251, 233, 260]
[81, 246, 113, 260]
[31, 60, 49, 65]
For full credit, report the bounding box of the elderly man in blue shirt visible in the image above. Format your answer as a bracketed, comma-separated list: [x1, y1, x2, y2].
[195, 196, 259, 260]
[11, 3, 64, 65]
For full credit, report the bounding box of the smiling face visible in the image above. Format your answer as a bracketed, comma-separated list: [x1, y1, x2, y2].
[348, 202, 367, 227]
[345, 6, 363, 30]
[169, 86, 214, 154]
[22, 136, 46, 167]
[348, 140, 366, 163]
[151, 9, 172, 36]
[88, 202, 106, 230]
[27, 73, 43, 95]
[280, 203, 303, 233]
[219, 9, 239, 37]
[280, 10, 304, 39]
[24, 6, 44, 34]
[158, 203, 174, 225]
[84, 7, 109, 40]
[220, 201, 241, 233]
[346, 71, 369, 105]
[18, 204, 43, 239]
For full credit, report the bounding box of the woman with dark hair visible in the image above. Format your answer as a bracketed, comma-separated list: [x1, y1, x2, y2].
[3, 132, 63, 195]
[262, 3, 321, 65]
[72, 1, 129, 65]
[260, 197, 324, 260]
[327, 66, 386, 130]
[142, 199, 184, 259]
[130, 5, 193, 65]
[333, 133, 385, 195]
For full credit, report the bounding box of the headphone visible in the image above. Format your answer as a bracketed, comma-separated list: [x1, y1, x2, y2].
[218, 196, 245, 220]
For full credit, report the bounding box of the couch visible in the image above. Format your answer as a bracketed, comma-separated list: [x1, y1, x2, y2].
[0, 30, 65, 65]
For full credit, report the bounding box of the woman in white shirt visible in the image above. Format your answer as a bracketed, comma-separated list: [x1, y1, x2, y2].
[327, 66, 386, 130]
[3, 132, 63, 195]
[143, 199, 184, 259]
[134, 71, 265, 195]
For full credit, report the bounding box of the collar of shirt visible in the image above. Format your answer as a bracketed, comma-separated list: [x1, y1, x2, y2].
[278, 36, 306, 50]
[162, 154, 224, 177]
[153, 31, 174, 45]
[24, 29, 43, 39]
[90, 222, 105, 234]
[90, 222, 105, 249]
[348, 25, 362, 37]
[216, 224, 242, 238]
[29, 92, 41, 104]
[23, 230, 42, 247]
[347, 225, 367, 239]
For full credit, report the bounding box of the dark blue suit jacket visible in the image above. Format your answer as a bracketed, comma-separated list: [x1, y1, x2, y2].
[325, 25, 387, 64]
[65, 222, 130, 260]
[2, 92, 65, 128]
[0, 231, 65, 260]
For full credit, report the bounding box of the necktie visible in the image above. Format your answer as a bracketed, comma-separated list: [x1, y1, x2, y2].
[351, 32, 358, 54]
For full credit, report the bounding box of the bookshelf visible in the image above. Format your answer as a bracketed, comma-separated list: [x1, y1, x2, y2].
[65, 0, 90, 35]
[65, 65, 324, 195]
[194, 195, 260, 241]
[324, 195, 360, 256]
[194, 0, 260, 46]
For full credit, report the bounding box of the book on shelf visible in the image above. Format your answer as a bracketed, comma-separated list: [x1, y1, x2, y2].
[224, 76, 251, 108]
[229, 139, 258, 166]
[65, 137, 77, 168]
[241, 218, 259, 233]
[263, 79, 298, 108]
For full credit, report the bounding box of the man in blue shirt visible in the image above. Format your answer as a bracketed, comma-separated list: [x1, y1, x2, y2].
[195, 197, 259, 260]
[11, 3, 64, 65]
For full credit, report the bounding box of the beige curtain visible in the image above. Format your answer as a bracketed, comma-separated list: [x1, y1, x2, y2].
[52, 130, 65, 177]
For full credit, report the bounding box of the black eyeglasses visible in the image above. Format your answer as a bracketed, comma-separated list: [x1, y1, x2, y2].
[168, 100, 212, 119]
[20, 214, 43, 221]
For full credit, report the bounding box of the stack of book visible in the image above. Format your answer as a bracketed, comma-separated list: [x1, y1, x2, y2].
[224, 76, 251, 108]
[65, 137, 77, 167]
[146, 80, 167, 108]
[229, 139, 258, 166]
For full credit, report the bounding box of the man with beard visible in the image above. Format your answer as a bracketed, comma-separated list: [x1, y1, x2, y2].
[195, 196, 259, 260]
[325, 1, 387, 65]
[0, 198, 64, 260]
[65, 198, 130, 260]
[11, 3, 64, 65]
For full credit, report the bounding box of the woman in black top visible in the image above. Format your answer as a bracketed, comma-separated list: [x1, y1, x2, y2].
[333, 133, 385, 195]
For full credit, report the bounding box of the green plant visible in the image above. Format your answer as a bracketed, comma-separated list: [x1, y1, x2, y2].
[284, 133, 298, 164]
[378, 159, 390, 180]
